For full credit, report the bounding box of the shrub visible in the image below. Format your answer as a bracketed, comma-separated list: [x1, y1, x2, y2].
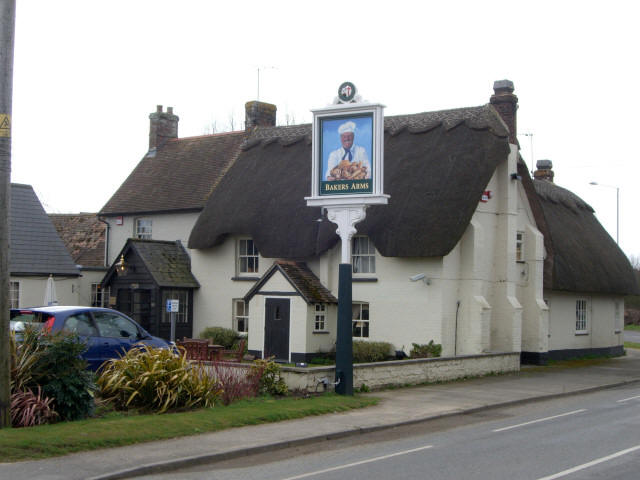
[200, 327, 241, 349]
[10, 387, 58, 428]
[352, 341, 393, 363]
[212, 362, 261, 405]
[97, 345, 221, 413]
[14, 329, 96, 421]
[251, 359, 288, 396]
[410, 341, 442, 358]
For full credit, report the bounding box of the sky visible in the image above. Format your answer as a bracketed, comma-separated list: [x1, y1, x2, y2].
[9, 0, 640, 258]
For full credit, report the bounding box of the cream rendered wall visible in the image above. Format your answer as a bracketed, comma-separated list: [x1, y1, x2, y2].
[76, 270, 109, 306]
[104, 212, 201, 264]
[306, 304, 337, 355]
[547, 291, 624, 351]
[11, 276, 80, 308]
[190, 235, 270, 338]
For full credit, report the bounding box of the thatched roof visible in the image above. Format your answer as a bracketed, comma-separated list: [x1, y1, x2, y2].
[188, 105, 511, 258]
[100, 132, 246, 216]
[533, 179, 639, 295]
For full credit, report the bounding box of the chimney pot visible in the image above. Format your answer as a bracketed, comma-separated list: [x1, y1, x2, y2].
[167, 107, 173, 114]
[156, 105, 163, 113]
[534, 159, 554, 182]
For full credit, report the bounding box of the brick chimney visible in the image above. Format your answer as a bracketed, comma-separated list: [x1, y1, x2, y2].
[245, 101, 277, 130]
[149, 105, 179, 151]
[490, 80, 518, 145]
[533, 159, 554, 182]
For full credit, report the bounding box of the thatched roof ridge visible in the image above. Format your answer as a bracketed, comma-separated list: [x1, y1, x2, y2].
[532, 179, 638, 295]
[188, 104, 511, 258]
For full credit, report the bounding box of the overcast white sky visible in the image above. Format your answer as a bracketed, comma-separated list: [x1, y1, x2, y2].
[10, 0, 640, 258]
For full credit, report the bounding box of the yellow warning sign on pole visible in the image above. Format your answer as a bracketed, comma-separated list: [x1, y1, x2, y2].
[0, 114, 10, 137]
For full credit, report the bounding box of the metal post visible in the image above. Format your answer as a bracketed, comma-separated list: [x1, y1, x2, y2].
[616, 187, 619, 245]
[0, 0, 16, 429]
[335, 263, 353, 395]
[170, 311, 176, 343]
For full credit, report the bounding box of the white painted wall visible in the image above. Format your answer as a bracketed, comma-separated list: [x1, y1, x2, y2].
[104, 211, 201, 264]
[10, 276, 80, 308]
[76, 269, 109, 306]
[546, 291, 624, 351]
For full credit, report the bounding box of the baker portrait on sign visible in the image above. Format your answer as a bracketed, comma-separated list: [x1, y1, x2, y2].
[324, 121, 371, 181]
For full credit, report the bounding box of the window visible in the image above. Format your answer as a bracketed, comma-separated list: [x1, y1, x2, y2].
[314, 304, 326, 332]
[9, 281, 19, 308]
[162, 290, 188, 324]
[63, 313, 98, 337]
[234, 299, 249, 333]
[91, 283, 110, 307]
[352, 236, 375, 274]
[237, 238, 259, 274]
[352, 302, 369, 338]
[135, 218, 152, 239]
[516, 231, 524, 262]
[576, 299, 588, 333]
[94, 311, 139, 338]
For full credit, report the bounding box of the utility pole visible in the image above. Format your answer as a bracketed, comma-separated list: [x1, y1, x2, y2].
[0, 0, 16, 428]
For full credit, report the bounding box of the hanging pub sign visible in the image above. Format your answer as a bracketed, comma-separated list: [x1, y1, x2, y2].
[306, 82, 388, 208]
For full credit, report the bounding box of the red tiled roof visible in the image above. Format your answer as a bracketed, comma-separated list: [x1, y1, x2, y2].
[49, 213, 106, 268]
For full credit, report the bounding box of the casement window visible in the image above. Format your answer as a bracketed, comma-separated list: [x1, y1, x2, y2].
[352, 302, 369, 338]
[135, 218, 152, 240]
[352, 236, 375, 274]
[9, 281, 19, 308]
[234, 299, 249, 333]
[237, 238, 259, 274]
[575, 299, 588, 333]
[516, 231, 525, 262]
[314, 304, 327, 332]
[91, 283, 110, 307]
[161, 290, 188, 324]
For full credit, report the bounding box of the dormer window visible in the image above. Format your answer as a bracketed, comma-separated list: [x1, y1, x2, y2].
[135, 218, 152, 240]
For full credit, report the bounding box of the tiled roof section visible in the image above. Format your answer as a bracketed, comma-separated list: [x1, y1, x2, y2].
[9, 184, 80, 276]
[132, 240, 199, 288]
[245, 261, 336, 305]
[276, 261, 337, 304]
[100, 131, 247, 215]
[49, 214, 106, 268]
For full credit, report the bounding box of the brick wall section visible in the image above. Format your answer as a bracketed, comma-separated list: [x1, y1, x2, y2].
[149, 105, 179, 150]
[490, 80, 518, 145]
[245, 101, 277, 129]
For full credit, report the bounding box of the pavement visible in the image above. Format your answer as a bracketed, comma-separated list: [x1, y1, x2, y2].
[3, 349, 640, 480]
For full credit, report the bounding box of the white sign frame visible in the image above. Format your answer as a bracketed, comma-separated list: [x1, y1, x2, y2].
[306, 102, 388, 208]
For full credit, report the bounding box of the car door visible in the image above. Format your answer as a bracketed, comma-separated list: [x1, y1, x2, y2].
[91, 310, 142, 363]
[61, 312, 103, 370]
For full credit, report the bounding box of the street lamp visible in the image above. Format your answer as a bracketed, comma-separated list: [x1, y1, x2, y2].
[589, 182, 619, 244]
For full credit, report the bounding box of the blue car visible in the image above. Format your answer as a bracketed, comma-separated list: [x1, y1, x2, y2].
[10, 306, 171, 371]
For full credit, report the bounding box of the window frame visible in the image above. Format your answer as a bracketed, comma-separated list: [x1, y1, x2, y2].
[314, 303, 327, 332]
[91, 283, 110, 307]
[9, 280, 19, 309]
[352, 236, 376, 275]
[237, 238, 259, 275]
[516, 231, 525, 262]
[352, 302, 370, 338]
[135, 218, 153, 240]
[233, 299, 249, 333]
[575, 299, 588, 334]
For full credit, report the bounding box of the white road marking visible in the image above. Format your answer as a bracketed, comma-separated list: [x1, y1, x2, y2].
[536, 444, 640, 480]
[279, 445, 433, 480]
[492, 409, 587, 432]
[617, 394, 640, 403]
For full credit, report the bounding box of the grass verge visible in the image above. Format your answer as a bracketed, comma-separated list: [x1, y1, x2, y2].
[0, 394, 377, 463]
[625, 324, 640, 331]
[625, 341, 640, 350]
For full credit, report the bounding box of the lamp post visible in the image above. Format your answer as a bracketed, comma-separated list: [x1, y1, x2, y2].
[589, 182, 619, 244]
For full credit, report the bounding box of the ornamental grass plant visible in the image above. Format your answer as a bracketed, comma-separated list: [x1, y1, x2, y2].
[97, 345, 222, 413]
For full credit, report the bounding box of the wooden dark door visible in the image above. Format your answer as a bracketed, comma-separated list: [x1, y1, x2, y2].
[116, 289, 151, 333]
[264, 298, 290, 361]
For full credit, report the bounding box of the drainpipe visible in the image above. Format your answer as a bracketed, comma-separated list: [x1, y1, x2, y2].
[97, 217, 110, 268]
[454, 300, 461, 356]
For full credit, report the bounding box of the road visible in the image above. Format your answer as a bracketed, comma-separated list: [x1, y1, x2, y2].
[137, 384, 640, 480]
[624, 329, 640, 343]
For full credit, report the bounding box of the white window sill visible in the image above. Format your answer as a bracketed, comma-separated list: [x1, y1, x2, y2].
[575, 331, 589, 336]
